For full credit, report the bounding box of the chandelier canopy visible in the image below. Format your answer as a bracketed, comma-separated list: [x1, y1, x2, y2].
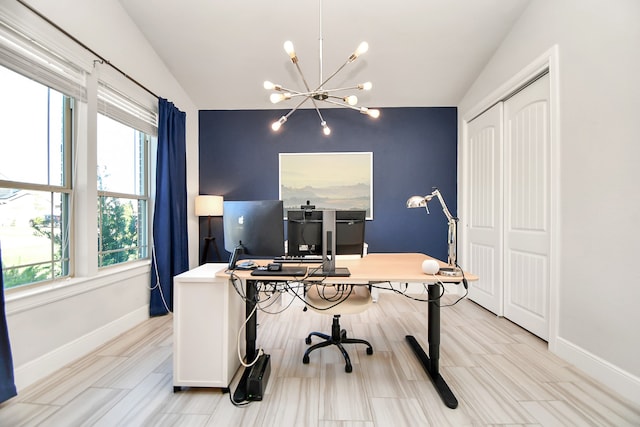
[264, 0, 380, 136]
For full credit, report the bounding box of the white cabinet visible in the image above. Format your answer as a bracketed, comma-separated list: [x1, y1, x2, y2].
[173, 263, 245, 390]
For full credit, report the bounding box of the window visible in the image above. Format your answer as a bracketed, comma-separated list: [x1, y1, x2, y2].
[97, 114, 151, 267]
[0, 65, 72, 288]
[0, 4, 157, 288]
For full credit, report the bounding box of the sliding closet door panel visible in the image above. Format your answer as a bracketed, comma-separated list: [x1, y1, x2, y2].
[466, 103, 503, 315]
[503, 74, 550, 340]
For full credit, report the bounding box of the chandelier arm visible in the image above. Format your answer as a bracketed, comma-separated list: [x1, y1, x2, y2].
[323, 98, 363, 111]
[316, 59, 353, 91]
[286, 90, 321, 98]
[283, 85, 361, 99]
[313, 103, 326, 123]
[327, 94, 357, 101]
[283, 96, 313, 121]
[273, 85, 304, 95]
[316, 85, 362, 94]
[292, 61, 315, 95]
[291, 96, 312, 114]
[291, 60, 327, 126]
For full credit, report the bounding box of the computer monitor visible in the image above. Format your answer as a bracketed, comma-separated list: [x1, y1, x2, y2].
[287, 208, 366, 257]
[335, 210, 366, 256]
[223, 200, 285, 268]
[287, 209, 323, 256]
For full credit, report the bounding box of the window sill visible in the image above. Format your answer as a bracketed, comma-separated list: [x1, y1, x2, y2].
[5, 260, 151, 315]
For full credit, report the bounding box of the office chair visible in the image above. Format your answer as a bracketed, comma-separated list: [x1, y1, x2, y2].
[302, 283, 373, 373]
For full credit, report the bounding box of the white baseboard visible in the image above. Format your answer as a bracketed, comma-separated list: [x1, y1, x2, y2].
[554, 336, 640, 406]
[13, 305, 149, 391]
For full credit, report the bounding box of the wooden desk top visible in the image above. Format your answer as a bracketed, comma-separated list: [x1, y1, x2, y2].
[215, 253, 478, 284]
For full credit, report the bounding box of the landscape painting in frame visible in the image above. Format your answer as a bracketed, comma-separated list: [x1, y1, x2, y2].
[279, 152, 373, 219]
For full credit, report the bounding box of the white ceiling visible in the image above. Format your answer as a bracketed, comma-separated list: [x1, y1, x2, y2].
[118, 0, 530, 110]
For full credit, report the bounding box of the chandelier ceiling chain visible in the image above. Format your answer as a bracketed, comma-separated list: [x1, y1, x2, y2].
[264, 0, 380, 136]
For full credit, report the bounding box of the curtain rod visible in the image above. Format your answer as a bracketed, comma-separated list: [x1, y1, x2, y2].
[16, 0, 159, 99]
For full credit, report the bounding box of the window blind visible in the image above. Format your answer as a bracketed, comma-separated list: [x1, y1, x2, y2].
[0, 4, 92, 101]
[98, 81, 158, 137]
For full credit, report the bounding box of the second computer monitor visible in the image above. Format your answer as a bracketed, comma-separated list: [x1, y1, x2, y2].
[287, 209, 366, 257]
[287, 209, 323, 256]
[335, 210, 367, 256]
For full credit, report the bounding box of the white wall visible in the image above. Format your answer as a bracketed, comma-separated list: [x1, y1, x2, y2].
[459, 0, 640, 401]
[5, 0, 200, 390]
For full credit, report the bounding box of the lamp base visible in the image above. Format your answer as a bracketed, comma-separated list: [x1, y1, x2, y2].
[201, 236, 221, 265]
[438, 266, 462, 277]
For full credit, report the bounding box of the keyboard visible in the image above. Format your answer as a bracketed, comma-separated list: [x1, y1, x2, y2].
[251, 266, 308, 277]
[272, 255, 324, 264]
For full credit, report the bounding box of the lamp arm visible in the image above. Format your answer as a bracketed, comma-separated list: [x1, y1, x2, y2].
[431, 189, 455, 223]
[430, 188, 458, 267]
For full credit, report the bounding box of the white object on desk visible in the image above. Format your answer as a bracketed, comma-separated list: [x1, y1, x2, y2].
[421, 259, 440, 275]
[173, 263, 245, 390]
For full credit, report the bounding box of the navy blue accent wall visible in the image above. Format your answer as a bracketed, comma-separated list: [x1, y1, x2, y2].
[198, 107, 457, 262]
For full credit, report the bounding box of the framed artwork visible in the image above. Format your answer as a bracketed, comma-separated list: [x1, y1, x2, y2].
[279, 152, 373, 219]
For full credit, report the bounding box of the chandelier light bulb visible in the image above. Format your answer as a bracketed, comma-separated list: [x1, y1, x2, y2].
[270, 93, 281, 104]
[264, 81, 275, 90]
[270, 93, 291, 104]
[272, 116, 287, 131]
[360, 107, 380, 119]
[358, 81, 373, 91]
[350, 41, 369, 61]
[343, 95, 358, 106]
[321, 121, 331, 136]
[356, 42, 369, 56]
[283, 41, 297, 62]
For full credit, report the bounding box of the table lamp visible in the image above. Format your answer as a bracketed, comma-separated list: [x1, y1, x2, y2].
[195, 195, 223, 264]
[406, 188, 461, 277]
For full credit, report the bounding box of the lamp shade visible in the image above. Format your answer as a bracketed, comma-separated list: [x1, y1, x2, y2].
[406, 195, 428, 208]
[195, 195, 223, 216]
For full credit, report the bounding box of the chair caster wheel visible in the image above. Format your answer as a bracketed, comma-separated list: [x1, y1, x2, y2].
[303, 355, 310, 364]
[366, 347, 373, 355]
[345, 364, 352, 373]
[305, 337, 312, 345]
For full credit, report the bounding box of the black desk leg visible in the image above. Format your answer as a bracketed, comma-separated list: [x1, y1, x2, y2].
[233, 280, 258, 402]
[406, 282, 458, 409]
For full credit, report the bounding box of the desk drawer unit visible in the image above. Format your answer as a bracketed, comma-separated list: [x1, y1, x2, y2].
[173, 263, 244, 390]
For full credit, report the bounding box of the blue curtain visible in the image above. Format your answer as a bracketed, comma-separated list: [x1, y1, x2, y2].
[0, 243, 17, 403]
[150, 99, 189, 316]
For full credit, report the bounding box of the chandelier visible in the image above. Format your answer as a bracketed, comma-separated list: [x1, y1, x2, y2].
[264, 0, 380, 136]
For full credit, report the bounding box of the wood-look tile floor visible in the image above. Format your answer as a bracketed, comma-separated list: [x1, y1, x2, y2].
[1, 292, 639, 426]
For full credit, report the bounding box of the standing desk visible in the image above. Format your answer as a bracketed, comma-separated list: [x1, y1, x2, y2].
[216, 252, 478, 408]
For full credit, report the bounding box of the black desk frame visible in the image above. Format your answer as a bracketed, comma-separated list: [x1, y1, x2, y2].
[406, 283, 458, 408]
[234, 279, 458, 408]
[232, 279, 260, 403]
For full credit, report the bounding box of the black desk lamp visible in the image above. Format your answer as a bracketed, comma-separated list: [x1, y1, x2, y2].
[195, 195, 223, 264]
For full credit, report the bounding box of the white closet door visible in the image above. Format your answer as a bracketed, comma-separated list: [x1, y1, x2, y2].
[466, 103, 504, 315]
[503, 74, 550, 340]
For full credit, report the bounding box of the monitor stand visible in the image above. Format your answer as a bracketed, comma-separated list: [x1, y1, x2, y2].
[309, 266, 351, 277]
[308, 210, 350, 277]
